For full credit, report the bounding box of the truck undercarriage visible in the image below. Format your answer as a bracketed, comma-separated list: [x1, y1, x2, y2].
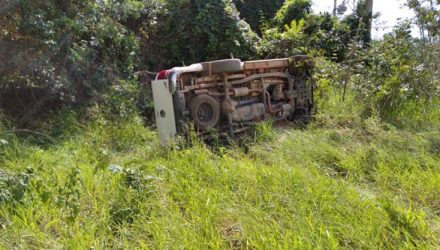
[151, 56, 314, 144]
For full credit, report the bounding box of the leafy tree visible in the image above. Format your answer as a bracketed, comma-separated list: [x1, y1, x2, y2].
[341, 0, 377, 46]
[406, 0, 440, 43]
[361, 23, 439, 125]
[259, 2, 352, 62]
[144, 0, 259, 69]
[232, 0, 285, 34]
[275, 0, 312, 27]
[0, 0, 166, 125]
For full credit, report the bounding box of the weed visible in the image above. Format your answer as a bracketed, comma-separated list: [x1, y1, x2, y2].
[253, 120, 276, 141]
[0, 168, 33, 205]
[55, 168, 82, 223]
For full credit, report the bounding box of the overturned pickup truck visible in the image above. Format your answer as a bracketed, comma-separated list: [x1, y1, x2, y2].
[151, 56, 314, 144]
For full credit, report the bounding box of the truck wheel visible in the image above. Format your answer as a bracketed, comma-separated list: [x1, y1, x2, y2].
[202, 59, 242, 75]
[189, 94, 220, 130]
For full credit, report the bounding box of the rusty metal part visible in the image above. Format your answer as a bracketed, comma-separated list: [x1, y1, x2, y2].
[222, 98, 237, 114]
[232, 87, 250, 97]
[226, 74, 247, 80]
[183, 72, 290, 91]
[195, 88, 261, 97]
[264, 91, 284, 115]
[264, 91, 274, 114]
[223, 75, 234, 136]
[243, 58, 289, 71]
[229, 72, 290, 85]
[281, 104, 293, 118]
[273, 84, 284, 101]
[231, 103, 265, 122]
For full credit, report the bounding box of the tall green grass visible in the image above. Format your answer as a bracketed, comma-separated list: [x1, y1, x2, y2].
[1, 114, 439, 249]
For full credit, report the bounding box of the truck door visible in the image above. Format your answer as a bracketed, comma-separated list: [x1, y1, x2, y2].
[151, 79, 177, 145]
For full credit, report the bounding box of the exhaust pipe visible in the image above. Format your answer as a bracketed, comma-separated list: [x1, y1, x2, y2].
[156, 64, 204, 94]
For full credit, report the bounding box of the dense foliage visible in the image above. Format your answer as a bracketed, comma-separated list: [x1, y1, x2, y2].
[146, 0, 259, 68]
[1, 0, 438, 129]
[233, 0, 285, 33]
[0, 0, 258, 126]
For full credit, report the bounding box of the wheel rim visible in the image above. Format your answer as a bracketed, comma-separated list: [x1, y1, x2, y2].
[196, 103, 214, 124]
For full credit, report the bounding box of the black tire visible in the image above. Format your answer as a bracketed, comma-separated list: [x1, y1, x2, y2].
[202, 59, 242, 75]
[189, 94, 221, 130]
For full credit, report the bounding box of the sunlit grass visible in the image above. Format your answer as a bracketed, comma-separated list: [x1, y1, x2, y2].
[0, 115, 439, 248]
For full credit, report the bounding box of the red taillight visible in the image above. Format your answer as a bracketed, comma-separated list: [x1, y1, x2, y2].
[156, 70, 170, 80]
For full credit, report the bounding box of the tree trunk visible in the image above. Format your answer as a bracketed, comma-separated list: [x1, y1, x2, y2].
[365, 0, 373, 42]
